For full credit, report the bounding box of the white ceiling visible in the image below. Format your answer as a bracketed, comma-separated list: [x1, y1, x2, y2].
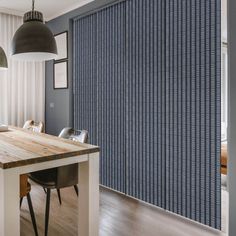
[0, 0, 94, 20]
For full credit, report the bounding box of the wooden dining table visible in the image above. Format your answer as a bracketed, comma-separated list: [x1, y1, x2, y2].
[0, 126, 100, 236]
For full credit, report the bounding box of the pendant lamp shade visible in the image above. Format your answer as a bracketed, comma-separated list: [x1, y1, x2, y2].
[11, 6, 57, 61]
[0, 47, 8, 70]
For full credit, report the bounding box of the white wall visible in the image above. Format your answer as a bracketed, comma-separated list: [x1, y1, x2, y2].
[222, 0, 227, 42]
[228, 0, 236, 235]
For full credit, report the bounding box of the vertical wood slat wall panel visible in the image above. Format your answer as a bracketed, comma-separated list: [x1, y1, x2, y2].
[73, 0, 221, 229]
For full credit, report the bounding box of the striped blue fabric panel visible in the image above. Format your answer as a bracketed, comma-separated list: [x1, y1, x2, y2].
[73, 2, 127, 193]
[73, 13, 98, 147]
[125, 0, 221, 229]
[96, 3, 127, 192]
[73, 0, 221, 229]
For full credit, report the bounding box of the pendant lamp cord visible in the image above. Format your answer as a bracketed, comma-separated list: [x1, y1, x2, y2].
[32, 0, 35, 11]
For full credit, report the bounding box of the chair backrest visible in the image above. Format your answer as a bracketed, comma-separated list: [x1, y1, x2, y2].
[59, 127, 88, 143]
[56, 127, 89, 188]
[29, 127, 89, 190]
[23, 120, 44, 133]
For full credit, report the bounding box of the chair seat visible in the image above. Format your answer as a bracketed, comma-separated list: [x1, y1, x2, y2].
[29, 169, 57, 189]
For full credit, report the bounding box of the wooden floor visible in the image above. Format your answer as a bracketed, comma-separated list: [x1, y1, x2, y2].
[20, 182, 227, 236]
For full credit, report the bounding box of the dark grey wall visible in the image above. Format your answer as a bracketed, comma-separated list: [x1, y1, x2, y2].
[45, 0, 120, 135]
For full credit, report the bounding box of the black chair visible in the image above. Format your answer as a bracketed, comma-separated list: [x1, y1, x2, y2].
[20, 174, 38, 236]
[29, 128, 88, 236]
[21, 120, 45, 236]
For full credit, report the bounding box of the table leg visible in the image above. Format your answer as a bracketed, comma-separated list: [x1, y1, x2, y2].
[0, 169, 20, 236]
[78, 152, 99, 236]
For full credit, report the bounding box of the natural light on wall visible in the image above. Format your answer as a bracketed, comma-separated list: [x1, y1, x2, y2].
[221, 0, 227, 141]
[221, 43, 228, 141]
[0, 13, 45, 127]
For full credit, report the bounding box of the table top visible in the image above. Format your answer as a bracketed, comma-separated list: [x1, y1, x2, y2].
[0, 127, 99, 169]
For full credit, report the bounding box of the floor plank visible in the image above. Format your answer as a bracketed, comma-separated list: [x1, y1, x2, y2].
[20, 183, 227, 236]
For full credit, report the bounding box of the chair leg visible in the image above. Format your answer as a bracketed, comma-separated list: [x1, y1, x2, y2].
[45, 188, 51, 236]
[27, 193, 39, 236]
[20, 197, 23, 208]
[74, 185, 79, 196]
[56, 189, 62, 205]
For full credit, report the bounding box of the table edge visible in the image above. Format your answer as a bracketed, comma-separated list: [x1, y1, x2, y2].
[0, 147, 100, 169]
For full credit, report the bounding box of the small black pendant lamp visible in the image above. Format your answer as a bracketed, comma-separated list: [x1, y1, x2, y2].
[11, 0, 57, 61]
[0, 47, 8, 70]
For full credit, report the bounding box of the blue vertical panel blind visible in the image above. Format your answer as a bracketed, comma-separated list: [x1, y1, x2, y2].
[73, 0, 221, 229]
[96, 3, 127, 192]
[73, 13, 98, 148]
[73, 2, 127, 193]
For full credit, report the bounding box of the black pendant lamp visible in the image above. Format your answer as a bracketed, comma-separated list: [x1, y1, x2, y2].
[11, 0, 57, 61]
[0, 47, 8, 70]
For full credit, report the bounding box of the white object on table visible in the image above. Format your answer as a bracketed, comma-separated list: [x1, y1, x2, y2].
[0, 125, 8, 132]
